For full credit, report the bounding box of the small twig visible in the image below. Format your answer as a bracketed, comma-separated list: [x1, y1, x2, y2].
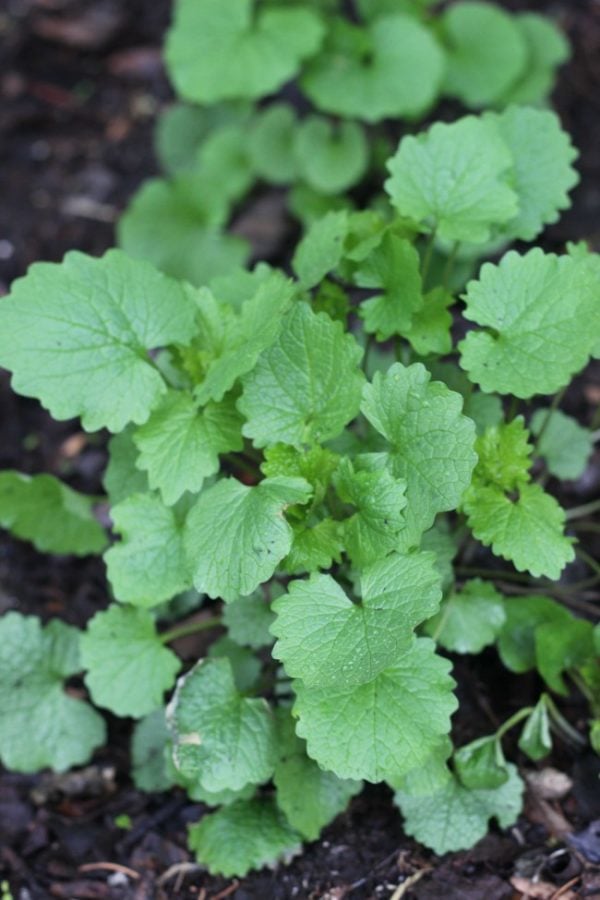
[550, 875, 581, 899]
[389, 868, 432, 900]
[157, 862, 202, 889]
[210, 881, 240, 900]
[78, 862, 140, 880]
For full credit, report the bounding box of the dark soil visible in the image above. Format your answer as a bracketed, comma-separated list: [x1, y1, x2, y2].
[1, 1, 600, 898]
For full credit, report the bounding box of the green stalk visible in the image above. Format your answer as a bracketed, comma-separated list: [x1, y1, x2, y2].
[544, 693, 587, 746]
[441, 240, 460, 292]
[420, 229, 437, 289]
[160, 616, 222, 644]
[566, 499, 600, 521]
[495, 706, 534, 740]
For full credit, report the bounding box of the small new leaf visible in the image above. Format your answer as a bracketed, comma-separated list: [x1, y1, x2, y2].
[425, 579, 506, 654]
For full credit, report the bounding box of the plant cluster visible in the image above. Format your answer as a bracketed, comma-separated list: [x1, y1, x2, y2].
[117, 0, 569, 287]
[1, 97, 600, 874]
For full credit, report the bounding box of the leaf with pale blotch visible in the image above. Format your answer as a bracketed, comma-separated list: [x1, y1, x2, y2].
[168, 658, 277, 792]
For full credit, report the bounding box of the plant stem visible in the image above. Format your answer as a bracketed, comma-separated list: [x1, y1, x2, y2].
[566, 498, 600, 521]
[496, 706, 534, 740]
[532, 387, 566, 456]
[455, 566, 535, 585]
[575, 547, 600, 577]
[544, 693, 587, 745]
[591, 429, 600, 443]
[420, 229, 437, 289]
[441, 240, 460, 292]
[507, 396, 520, 422]
[160, 616, 222, 644]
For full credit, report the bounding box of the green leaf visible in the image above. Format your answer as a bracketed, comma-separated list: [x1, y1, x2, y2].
[502, 14, 570, 106]
[518, 699, 552, 761]
[425, 579, 506, 654]
[536, 617, 595, 695]
[420, 523, 458, 592]
[118, 177, 249, 287]
[486, 107, 578, 242]
[248, 104, 300, 185]
[292, 211, 349, 289]
[293, 638, 457, 782]
[497, 595, 569, 673]
[361, 363, 477, 545]
[404, 288, 453, 357]
[464, 392, 504, 436]
[155, 102, 252, 175]
[188, 799, 301, 877]
[131, 709, 174, 792]
[0, 613, 105, 772]
[396, 764, 523, 855]
[441, 2, 527, 107]
[105, 493, 192, 607]
[168, 657, 277, 792]
[272, 552, 442, 689]
[274, 709, 361, 841]
[165, 0, 324, 103]
[454, 736, 509, 791]
[81, 605, 181, 718]
[239, 303, 365, 447]
[103, 429, 149, 505]
[222, 590, 275, 650]
[0, 249, 197, 432]
[357, 234, 423, 340]
[473, 418, 532, 492]
[261, 444, 339, 504]
[184, 476, 312, 602]
[302, 16, 444, 122]
[196, 124, 255, 205]
[195, 275, 296, 405]
[385, 116, 518, 243]
[530, 409, 593, 480]
[295, 118, 368, 195]
[463, 483, 574, 579]
[0, 471, 106, 556]
[333, 458, 407, 567]
[133, 390, 243, 505]
[459, 249, 598, 398]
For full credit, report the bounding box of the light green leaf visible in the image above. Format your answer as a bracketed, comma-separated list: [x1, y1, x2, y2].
[518, 699, 552, 761]
[165, 0, 324, 103]
[463, 483, 574, 579]
[184, 476, 312, 602]
[404, 288, 453, 356]
[441, 2, 527, 107]
[168, 658, 277, 792]
[459, 249, 599, 397]
[134, 390, 243, 505]
[530, 409, 593, 480]
[155, 102, 252, 175]
[295, 118, 368, 195]
[497, 595, 569, 674]
[486, 106, 579, 242]
[207, 636, 262, 693]
[222, 590, 275, 650]
[188, 798, 301, 877]
[536, 617, 595, 695]
[502, 14, 570, 106]
[105, 493, 192, 607]
[272, 552, 441, 689]
[454, 736, 509, 791]
[0, 613, 105, 772]
[0, 250, 197, 432]
[0, 471, 106, 556]
[274, 709, 361, 841]
[81, 605, 181, 718]
[464, 392, 504, 435]
[357, 234, 423, 340]
[196, 124, 255, 205]
[385, 116, 518, 243]
[420, 523, 458, 592]
[396, 764, 523, 855]
[103, 430, 149, 505]
[473, 418, 532, 492]
[239, 303, 364, 447]
[118, 177, 249, 288]
[195, 275, 295, 404]
[334, 458, 407, 567]
[302, 16, 444, 122]
[282, 518, 343, 575]
[292, 211, 349, 289]
[248, 104, 299, 185]
[294, 638, 457, 782]
[361, 363, 477, 545]
[131, 709, 175, 793]
[261, 444, 340, 503]
[425, 579, 506, 654]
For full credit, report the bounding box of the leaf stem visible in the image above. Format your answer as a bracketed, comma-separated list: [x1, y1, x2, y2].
[160, 616, 222, 644]
[532, 387, 567, 456]
[441, 240, 460, 292]
[566, 498, 600, 521]
[575, 547, 600, 578]
[420, 229, 437, 289]
[496, 706, 534, 740]
[544, 693, 587, 746]
[455, 566, 534, 585]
